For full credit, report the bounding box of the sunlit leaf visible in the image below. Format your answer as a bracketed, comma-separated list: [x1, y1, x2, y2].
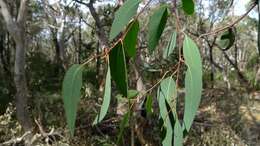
[93, 66, 111, 125]
[148, 5, 168, 53]
[163, 31, 177, 59]
[62, 64, 83, 136]
[109, 0, 141, 40]
[181, 0, 195, 15]
[109, 42, 128, 97]
[183, 35, 203, 132]
[123, 20, 139, 58]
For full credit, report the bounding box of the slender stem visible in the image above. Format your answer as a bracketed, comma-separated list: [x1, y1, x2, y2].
[199, 3, 256, 38]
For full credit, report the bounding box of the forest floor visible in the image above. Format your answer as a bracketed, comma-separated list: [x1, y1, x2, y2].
[0, 86, 260, 146]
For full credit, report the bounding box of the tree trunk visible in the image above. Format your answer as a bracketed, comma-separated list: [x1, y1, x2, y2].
[0, 0, 33, 131]
[14, 38, 32, 131]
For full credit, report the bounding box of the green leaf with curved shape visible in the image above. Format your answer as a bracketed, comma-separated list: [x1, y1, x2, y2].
[160, 77, 177, 108]
[174, 119, 183, 146]
[145, 95, 153, 115]
[62, 64, 83, 136]
[148, 5, 168, 53]
[181, 0, 195, 15]
[117, 112, 130, 144]
[183, 35, 203, 132]
[163, 31, 177, 59]
[109, 0, 141, 40]
[93, 66, 111, 125]
[218, 28, 235, 51]
[127, 89, 139, 99]
[158, 88, 173, 146]
[123, 20, 139, 58]
[109, 42, 128, 97]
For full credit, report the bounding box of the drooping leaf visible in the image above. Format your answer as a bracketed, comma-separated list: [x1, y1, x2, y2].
[117, 112, 130, 144]
[158, 88, 173, 146]
[62, 64, 83, 136]
[218, 28, 235, 51]
[181, 0, 195, 15]
[183, 35, 203, 132]
[127, 89, 139, 99]
[123, 20, 139, 58]
[174, 119, 183, 146]
[163, 31, 177, 59]
[93, 66, 111, 125]
[148, 5, 168, 53]
[145, 95, 153, 115]
[109, 42, 128, 97]
[160, 77, 177, 108]
[109, 0, 141, 40]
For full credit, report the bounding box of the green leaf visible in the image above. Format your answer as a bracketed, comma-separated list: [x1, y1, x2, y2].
[145, 95, 153, 115]
[93, 66, 111, 125]
[183, 35, 203, 132]
[117, 112, 130, 144]
[123, 20, 139, 58]
[218, 28, 235, 51]
[62, 64, 83, 136]
[109, 0, 141, 40]
[148, 5, 168, 53]
[160, 77, 177, 108]
[174, 119, 183, 146]
[181, 0, 195, 15]
[163, 31, 177, 59]
[158, 88, 173, 146]
[127, 89, 139, 99]
[109, 42, 128, 97]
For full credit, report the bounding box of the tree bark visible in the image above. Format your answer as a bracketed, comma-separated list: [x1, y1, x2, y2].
[0, 0, 32, 131]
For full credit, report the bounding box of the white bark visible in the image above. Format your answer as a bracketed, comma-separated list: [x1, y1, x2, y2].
[0, 0, 32, 131]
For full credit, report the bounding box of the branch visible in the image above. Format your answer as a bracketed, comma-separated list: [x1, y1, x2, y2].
[17, 0, 28, 23]
[0, 0, 17, 33]
[199, 3, 256, 38]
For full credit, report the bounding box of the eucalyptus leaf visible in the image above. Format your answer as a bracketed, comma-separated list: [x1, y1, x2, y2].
[174, 119, 183, 146]
[62, 64, 83, 136]
[148, 5, 168, 53]
[181, 0, 195, 15]
[183, 35, 203, 132]
[93, 66, 111, 125]
[163, 31, 177, 59]
[109, 42, 128, 97]
[109, 0, 141, 40]
[123, 20, 139, 58]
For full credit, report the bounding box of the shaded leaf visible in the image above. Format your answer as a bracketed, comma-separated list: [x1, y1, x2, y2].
[145, 95, 153, 115]
[174, 119, 183, 146]
[109, 42, 128, 97]
[127, 89, 139, 98]
[218, 28, 235, 51]
[62, 64, 83, 136]
[160, 77, 177, 108]
[148, 5, 168, 53]
[158, 87, 173, 146]
[163, 31, 177, 59]
[183, 35, 203, 132]
[123, 20, 139, 58]
[93, 66, 111, 125]
[117, 112, 130, 144]
[181, 0, 195, 15]
[109, 0, 141, 40]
